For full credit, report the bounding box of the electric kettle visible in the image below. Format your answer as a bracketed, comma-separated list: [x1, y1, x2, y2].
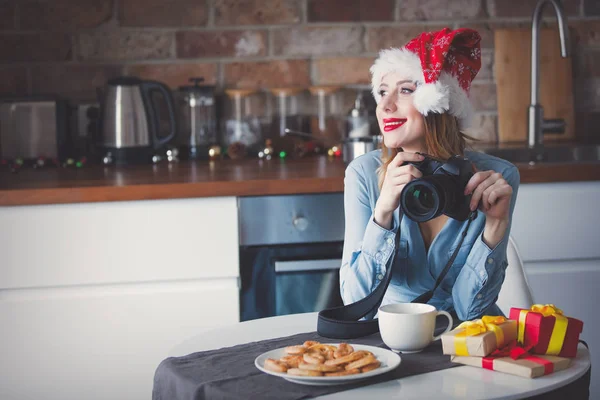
[97, 76, 177, 164]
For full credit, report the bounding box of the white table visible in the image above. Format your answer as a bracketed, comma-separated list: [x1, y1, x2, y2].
[169, 312, 591, 400]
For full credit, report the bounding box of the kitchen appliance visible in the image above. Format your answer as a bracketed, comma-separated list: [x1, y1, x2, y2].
[0, 96, 71, 161]
[342, 135, 382, 163]
[176, 77, 217, 160]
[345, 91, 372, 139]
[495, 28, 574, 143]
[342, 91, 381, 164]
[97, 76, 177, 165]
[239, 194, 345, 321]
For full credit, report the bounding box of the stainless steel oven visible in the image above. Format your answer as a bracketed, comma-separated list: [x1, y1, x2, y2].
[239, 193, 345, 321]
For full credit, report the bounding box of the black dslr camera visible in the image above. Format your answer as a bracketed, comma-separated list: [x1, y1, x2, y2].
[400, 154, 474, 222]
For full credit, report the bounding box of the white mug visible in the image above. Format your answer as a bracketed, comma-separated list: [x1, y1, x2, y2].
[378, 303, 453, 353]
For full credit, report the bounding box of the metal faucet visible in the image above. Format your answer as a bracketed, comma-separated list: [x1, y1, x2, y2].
[528, 0, 570, 149]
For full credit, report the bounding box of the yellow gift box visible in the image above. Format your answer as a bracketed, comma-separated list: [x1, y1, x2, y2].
[441, 316, 518, 357]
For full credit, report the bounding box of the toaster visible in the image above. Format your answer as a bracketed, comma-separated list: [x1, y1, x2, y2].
[0, 96, 71, 161]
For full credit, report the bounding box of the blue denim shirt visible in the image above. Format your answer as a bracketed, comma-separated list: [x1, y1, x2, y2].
[339, 149, 520, 321]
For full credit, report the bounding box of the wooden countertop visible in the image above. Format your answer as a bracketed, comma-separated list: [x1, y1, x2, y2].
[1, 155, 600, 206]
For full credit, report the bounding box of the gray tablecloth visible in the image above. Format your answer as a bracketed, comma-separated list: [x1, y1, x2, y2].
[152, 331, 459, 400]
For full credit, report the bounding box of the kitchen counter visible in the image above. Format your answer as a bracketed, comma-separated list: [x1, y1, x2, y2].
[1, 154, 600, 206]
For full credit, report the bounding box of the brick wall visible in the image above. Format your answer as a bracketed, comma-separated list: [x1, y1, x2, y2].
[0, 0, 599, 142]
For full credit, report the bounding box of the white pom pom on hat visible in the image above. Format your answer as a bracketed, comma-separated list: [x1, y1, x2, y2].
[370, 27, 482, 130]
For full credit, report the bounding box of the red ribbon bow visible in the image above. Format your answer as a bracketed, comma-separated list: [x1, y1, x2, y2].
[482, 340, 553, 375]
[486, 340, 534, 360]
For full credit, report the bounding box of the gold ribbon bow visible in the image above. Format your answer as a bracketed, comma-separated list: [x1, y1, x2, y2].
[518, 304, 568, 355]
[531, 304, 563, 317]
[454, 315, 507, 356]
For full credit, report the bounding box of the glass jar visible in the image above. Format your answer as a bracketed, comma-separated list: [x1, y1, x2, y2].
[308, 86, 344, 145]
[176, 77, 217, 160]
[222, 89, 263, 153]
[266, 87, 311, 158]
[268, 87, 309, 138]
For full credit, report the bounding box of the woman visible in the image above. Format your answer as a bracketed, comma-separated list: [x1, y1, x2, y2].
[339, 27, 519, 322]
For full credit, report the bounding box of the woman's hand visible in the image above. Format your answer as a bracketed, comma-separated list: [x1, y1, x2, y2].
[464, 170, 513, 220]
[374, 152, 425, 229]
[464, 170, 513, 247]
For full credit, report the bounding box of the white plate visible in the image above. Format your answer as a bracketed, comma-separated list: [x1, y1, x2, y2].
[254, 343, 401, 386]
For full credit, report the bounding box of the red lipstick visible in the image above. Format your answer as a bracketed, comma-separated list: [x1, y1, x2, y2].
[383, 118, 407, 132]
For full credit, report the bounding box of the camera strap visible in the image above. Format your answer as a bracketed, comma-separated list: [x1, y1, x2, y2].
[317, 210, 477, 339]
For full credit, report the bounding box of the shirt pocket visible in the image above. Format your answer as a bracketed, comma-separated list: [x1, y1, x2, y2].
[440, 240, 475, 291]
[395, 239, 409, 262]
[391, 239, 409, 275]
[393, 239, 430, 293]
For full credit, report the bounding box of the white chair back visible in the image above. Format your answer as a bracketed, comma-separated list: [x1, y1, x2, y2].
[496, 236, 534, 315]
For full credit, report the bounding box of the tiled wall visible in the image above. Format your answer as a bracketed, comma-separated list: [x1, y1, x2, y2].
[0, 0, 599, 142]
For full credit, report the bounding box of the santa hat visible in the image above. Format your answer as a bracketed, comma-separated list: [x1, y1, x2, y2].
[370, 27, 482, 130]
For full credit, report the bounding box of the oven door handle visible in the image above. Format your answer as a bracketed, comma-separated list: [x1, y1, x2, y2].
[274, 259, 342, 273]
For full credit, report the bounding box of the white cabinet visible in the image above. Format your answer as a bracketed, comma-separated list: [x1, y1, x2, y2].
[511, 181, 600, 399]
[511, 181, 600, 262]
[0, 197, 240, 400]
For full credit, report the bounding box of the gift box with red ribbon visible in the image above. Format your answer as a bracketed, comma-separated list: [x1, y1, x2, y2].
[441, 316, 517, 357]
[451, 355, 571, 378]
[509, 304, 583, 358]
[451, 341, 571, 378]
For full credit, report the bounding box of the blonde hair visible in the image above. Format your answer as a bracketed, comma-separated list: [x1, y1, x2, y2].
[377, 112, 477, 189]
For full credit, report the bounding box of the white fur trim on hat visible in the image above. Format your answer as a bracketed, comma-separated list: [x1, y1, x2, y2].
[370, 48, 474, 130]
[370, 47, 422, 103]
[412, 81, 449, 114]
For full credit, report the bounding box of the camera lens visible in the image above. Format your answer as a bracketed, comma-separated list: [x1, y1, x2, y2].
[400, 157, 474, 222]
[405, 185, 435, 216]
[401, 179, 442, 222]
